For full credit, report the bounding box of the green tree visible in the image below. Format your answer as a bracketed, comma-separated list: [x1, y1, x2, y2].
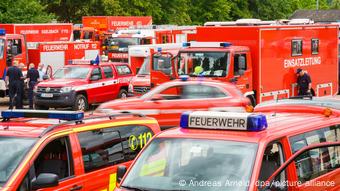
[248, 0, 298, 20]
[296, 0, 329, 9]
[331, 0, 340, 8]
[159, 0, 191, 25]
[0, 0, 54, 23]
[189, 0, 232, 25]
[228, 0, 252, 20]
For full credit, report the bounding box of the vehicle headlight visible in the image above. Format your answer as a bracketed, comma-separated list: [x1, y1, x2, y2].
[60, 87, 73, 93]
[128, 84, 134, 93]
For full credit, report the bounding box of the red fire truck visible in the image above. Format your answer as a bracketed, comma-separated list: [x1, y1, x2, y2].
[128, 43, 182, 94]
[106, 26, 196, 63]
[150, 24, 338, 105]
[73, 16, 153, 42]
[0, 23, 73, 43]
[82, 16, 153, 32]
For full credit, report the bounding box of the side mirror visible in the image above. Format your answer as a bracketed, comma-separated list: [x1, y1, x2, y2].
[31, 173, 59, 190]
[42, 74, 49, 80]
[151, 94, 164, 101]
[90, 75, 100, 81]
[117, 165, 127, 184]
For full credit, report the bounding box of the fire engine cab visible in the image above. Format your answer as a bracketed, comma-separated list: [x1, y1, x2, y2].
[34, 60, 133, 110]
[115, 98, 340, 191]
[128, 43, 182, 94]
[0, 110, 160, 191]
[151, 24, 339, 105]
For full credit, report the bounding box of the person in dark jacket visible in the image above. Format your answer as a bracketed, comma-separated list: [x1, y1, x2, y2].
[296, 68, 312, 96]
[27, 63, 40, 109]
[6, 61, 24, 109]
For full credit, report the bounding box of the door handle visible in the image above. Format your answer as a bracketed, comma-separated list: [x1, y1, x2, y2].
[102, 83, 105, 86]
[70, 185, 83, 191]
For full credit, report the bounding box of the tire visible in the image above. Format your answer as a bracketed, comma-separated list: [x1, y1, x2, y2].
[117, 89, 128, 99]
[72, 94, 88, 111]
[247, 95, 256, 107]
[35, 104, 49, 110]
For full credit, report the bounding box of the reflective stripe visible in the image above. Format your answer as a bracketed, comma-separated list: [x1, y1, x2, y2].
[73, 120, 157, 132]
[74, 79, 118, 91]
[109, 173, 117, 191]
[140, 159, 166, 176]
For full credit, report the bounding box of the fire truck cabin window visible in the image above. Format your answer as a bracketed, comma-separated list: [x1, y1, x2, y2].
[0, 39, 4, 59]
[292, 39, 303, 56]
[311, 39, 319, 55]
[177, 52, 230, 77]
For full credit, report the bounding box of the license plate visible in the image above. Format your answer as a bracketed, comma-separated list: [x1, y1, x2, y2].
[41, 93, 53, 98]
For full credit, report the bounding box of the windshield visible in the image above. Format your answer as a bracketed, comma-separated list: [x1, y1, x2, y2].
[122, 138, 257, 191]
[177, 51, 230, 77]
[138, 57, 150, 75]
[0, 39, 4, 59]
[106, 37, 140, 51]
[53, 67, 90, 79]
[0, 137, 37, 186]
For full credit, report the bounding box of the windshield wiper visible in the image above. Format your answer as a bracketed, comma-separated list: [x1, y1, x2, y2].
[120, 185, 148, 191]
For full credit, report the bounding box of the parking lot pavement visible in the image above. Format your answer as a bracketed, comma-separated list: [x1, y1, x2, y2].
[0, 97, 98, 112]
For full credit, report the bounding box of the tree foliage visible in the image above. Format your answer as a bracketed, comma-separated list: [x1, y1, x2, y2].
[0, 0, 339, 24]
[0, 0, 54, 23]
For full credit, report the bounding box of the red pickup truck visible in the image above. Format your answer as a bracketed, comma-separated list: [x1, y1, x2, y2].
[34, 61, 133, 110]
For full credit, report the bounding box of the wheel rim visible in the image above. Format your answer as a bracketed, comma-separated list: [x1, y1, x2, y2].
[78, 98, 86, 110]
[121, 92, 127, 99]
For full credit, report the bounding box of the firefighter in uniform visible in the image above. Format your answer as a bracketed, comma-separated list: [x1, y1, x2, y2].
[6, 61, 24, 109]
[296, 68, 312, 96]
[27, 63, 40, 109]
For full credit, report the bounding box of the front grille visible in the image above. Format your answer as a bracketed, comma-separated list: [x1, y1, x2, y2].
[37, 87, 61, 93]
[134, 86, 150, 94]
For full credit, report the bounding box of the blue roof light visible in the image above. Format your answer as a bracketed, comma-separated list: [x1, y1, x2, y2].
[180, 111, 267, 131]
[157, 47, 162, 52]
[1, 110, 84, 121]
[220, 42, 232, 47]
[179, 75, 189, 81]
[0, 29, 6, 36]
[182, 42, 191, 47]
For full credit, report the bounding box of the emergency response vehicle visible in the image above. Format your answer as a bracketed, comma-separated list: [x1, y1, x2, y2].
[128, 43, 182, 90]
[97, 77, 251, 130]
[115, 98, 340, 191]
[152, 23, 339, 105]
[105, 26, 196, 63]
[0, 28, 100, 97]
[34, 60, 133, 110]
[0, 109, 160, 191]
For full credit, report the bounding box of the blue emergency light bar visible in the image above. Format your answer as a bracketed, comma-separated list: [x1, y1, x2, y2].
[1, 110, 84, 121]
[179, 75, 189, 81]
[220, 42, 232, 47]
[182, 42, 232, 48]
[0, 29, 6, 36]
[180, 111, 268, 131]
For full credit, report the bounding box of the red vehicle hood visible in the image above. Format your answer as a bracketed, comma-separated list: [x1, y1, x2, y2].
[38, 79, 88, 87]
[131, 75, 150, 87]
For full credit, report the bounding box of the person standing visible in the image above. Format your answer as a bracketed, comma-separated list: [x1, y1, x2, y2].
[296, 68, 312, 96]
[6, 61, 23, 109]
[38, 63, 45, 80]
[26, 63, 40, 109]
